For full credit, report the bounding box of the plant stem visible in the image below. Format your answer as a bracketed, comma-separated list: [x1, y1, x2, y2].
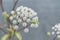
[53, 35, 57, 40]
[0, 0, 4, 12]
[12, 0, 19, 10]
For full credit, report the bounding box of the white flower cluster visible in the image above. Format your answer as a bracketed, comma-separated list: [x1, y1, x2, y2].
[52, 23, 60, 38]
[9, 6, 39, 33]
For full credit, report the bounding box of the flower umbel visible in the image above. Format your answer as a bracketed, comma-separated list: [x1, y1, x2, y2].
[1, 6, 39, 40]
[9, 6, 39, 31]
[51, 23, 60, 38]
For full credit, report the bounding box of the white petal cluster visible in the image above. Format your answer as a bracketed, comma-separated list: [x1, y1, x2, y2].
[31, 23, 38, 28]
[26, 19, 31, 23]
[57, 35, 60, 38]
[9, 6, 39, 31]
[18, 19, 22, 23]
[9, 16, 13, 20]
[51, 23, 60, 38]
[22, 22, 27, 27]
[24, 28, 29, 33]
[52, 32, 55, 35]
[11, 11, 15, 14]
[52, 23, 60, 31]
[31, 16, 39, 28]
[12, 20, 17, 24]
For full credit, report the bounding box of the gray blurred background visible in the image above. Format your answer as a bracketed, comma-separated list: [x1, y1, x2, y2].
[0, 0, 60, 40]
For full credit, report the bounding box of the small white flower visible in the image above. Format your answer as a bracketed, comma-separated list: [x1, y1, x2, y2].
[21, 7, 28, 12]
[23, 17, 27, 21]
[26, 19, 31, 23]
[14, 25, 19, 30]
[31, 16, 38, 24]
[22, 7, 28, 12]
[52, 27, 55, 29]
[31, 24, 35, 28]
[16, 16, 18, 19]
[58, 23, 60, 29]
[55, 24, 60, 29]
[54, 29, 57, 31]
[11, 11, 15, 14]
[13, 15, 16, 18]
[17, 12, 21, 15]
[52, 32, 55, 35]
[57, 35, 60, 38]
[34, 24, 38, 28]
[32, 16, 38, 21]
[33, 12, 37, 16]
[23, 12, 28, 17]
[31, 24, 38, 28]
[9, 16, 13, 20]
[24, 28, 29, 33]
[56, 31, 60, 34]
[20, 13, 24, 17]
[22, 22, 27, 27]
[18, 19, 22, 23]
[58, 29, 60, 31]
[28, 8, 34, 12]
[32, 12, 37, 16]
[55, 24, 58, 27]
[12, 20, 17, 24]
[28, 13, 33, 18]
[54, 23, 60, 31]
[21, 9, 24, 12]
[16, 6, 23, 12]
[25, 14, 28, 17]
[34, 16, 38, 20]
[16, 7, 21, 12]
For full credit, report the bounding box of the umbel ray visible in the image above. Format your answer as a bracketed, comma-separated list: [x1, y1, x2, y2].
[0, 0, 39, 40]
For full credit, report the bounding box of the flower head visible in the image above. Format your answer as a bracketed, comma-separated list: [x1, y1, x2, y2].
[9, 6, 39, 32]
[51, 23, 60, 38]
